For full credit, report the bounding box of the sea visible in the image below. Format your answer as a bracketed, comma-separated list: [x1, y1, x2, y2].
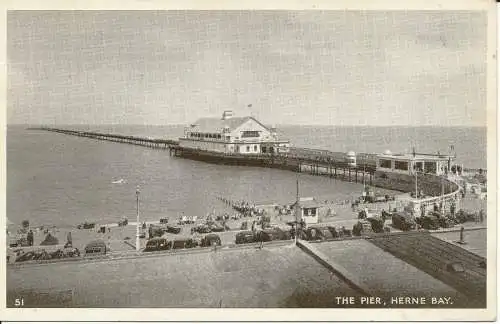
[7, 125, 487, 229]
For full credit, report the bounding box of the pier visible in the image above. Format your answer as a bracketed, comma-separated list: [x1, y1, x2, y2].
[29, 127, 179, 150]
[30, 127, 377, 185]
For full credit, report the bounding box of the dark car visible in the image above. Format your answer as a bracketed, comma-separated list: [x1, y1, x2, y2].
[366, 217, 385, 233]
[392, 212, 416, 231]
[191, 225, 212, 234]
[166, 225, 182, 234]
[255, 229, 278, 242]
[235, 231, 256, 244]
[144, 237, 171, 252]
[209, 223, 225, 232]
[438, 216, 455, 228]
[159, 218, 169, 224]
[326, 226, 339, 238]
[417, 216, 440, 230]
[306, 227, 334, 241]
[272, 227, 293, 240]
[170, 238, 198, 250]
[84, 239, 107, 256]
[149, 225, 165, 238]
[200, 234, 222, 247]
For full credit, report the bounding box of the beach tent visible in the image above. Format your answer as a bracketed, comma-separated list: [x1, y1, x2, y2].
[40, 233, 59, 246]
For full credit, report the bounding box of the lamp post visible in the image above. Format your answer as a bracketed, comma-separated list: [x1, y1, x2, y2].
[136, 186, 141, 252]
[295, 178, 300, 245]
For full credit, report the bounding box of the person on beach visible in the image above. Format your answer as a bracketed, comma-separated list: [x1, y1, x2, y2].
[450, 202, 456, 218]
[27, 230, 34, 246]
[65, 231, 73, 248]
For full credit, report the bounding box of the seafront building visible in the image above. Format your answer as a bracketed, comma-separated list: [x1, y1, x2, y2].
[179, 110, 290, 154]
[376, 151, 455, 176]
[290, 197, 320, 224]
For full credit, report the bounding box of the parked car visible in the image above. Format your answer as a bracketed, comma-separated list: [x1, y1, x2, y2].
[392, 212, 416, 231]
[235, 231, 256, 244]
[200, 234, 222, 247]
[306, 226, 334, 241]
[417, 215, 440, 230]
[149, 225, 165, 238]
[272, 227, 293, 240]
[255, 229, 278, 242]
[84, 239, 107, 256]
[191, 225, 212, 234]
[326, 226, 339, 238]
[352, 220, 374, 236]
[159, 218, 169, 224]
[166, 225, 181, 234]
[144, 237, 171, 252]
[170, 238, 198, 250]
[365, 217, 386, 233]
[209, 223, 225, 232]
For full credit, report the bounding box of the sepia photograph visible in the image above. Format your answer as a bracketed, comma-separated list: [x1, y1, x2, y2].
[2, 1, 497, 322]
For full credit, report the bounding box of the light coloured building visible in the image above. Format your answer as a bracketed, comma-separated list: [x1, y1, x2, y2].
[291, 197, 320, 224]
[179, 110, 290, 154]
[376, 150, 455, 176]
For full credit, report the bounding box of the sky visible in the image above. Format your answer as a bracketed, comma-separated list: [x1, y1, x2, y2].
[7, 10, 488, 126]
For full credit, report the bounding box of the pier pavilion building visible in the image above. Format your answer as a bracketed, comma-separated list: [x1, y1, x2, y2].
[376, 151, 455, 176]
[179, 110, 290, 154]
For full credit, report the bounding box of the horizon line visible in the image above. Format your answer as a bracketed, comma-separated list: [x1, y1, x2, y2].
[6, 123, 487, 128]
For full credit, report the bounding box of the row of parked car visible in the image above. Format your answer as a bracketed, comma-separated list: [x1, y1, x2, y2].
[235, 225, 354, 244]
[13, 247, 82, 263]
[391, 209, 479, 232]
[144, 234, 222, 252]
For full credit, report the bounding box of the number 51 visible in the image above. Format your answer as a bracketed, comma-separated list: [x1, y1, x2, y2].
[14, 298, 24, 307]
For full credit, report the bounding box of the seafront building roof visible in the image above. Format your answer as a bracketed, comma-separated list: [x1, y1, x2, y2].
[189, 116, 270, 134]
[378, 152, 455, 161]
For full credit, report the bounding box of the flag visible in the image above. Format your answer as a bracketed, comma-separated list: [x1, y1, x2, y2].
[248, 104, 252, 108]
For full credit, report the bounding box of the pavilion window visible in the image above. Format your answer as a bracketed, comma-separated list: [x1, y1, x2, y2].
[241, 131, 260, 138]
[394, 161, 409, 171]
[379, 159, 392, 169]
[424, 162, 437, 174]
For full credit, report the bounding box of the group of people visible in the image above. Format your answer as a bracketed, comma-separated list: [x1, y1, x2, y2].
[217, 197, 265, 218]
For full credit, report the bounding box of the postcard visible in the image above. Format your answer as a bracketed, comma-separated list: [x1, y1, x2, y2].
[0, 0, 496, 321]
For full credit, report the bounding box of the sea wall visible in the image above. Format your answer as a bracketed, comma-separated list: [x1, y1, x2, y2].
[372, 170, 461, 215]
[372, 171, 458, 196]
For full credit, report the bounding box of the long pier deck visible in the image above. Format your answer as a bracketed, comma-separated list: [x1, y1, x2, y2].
[30, 127, 377, 184]
[29, 127, 179, 148]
